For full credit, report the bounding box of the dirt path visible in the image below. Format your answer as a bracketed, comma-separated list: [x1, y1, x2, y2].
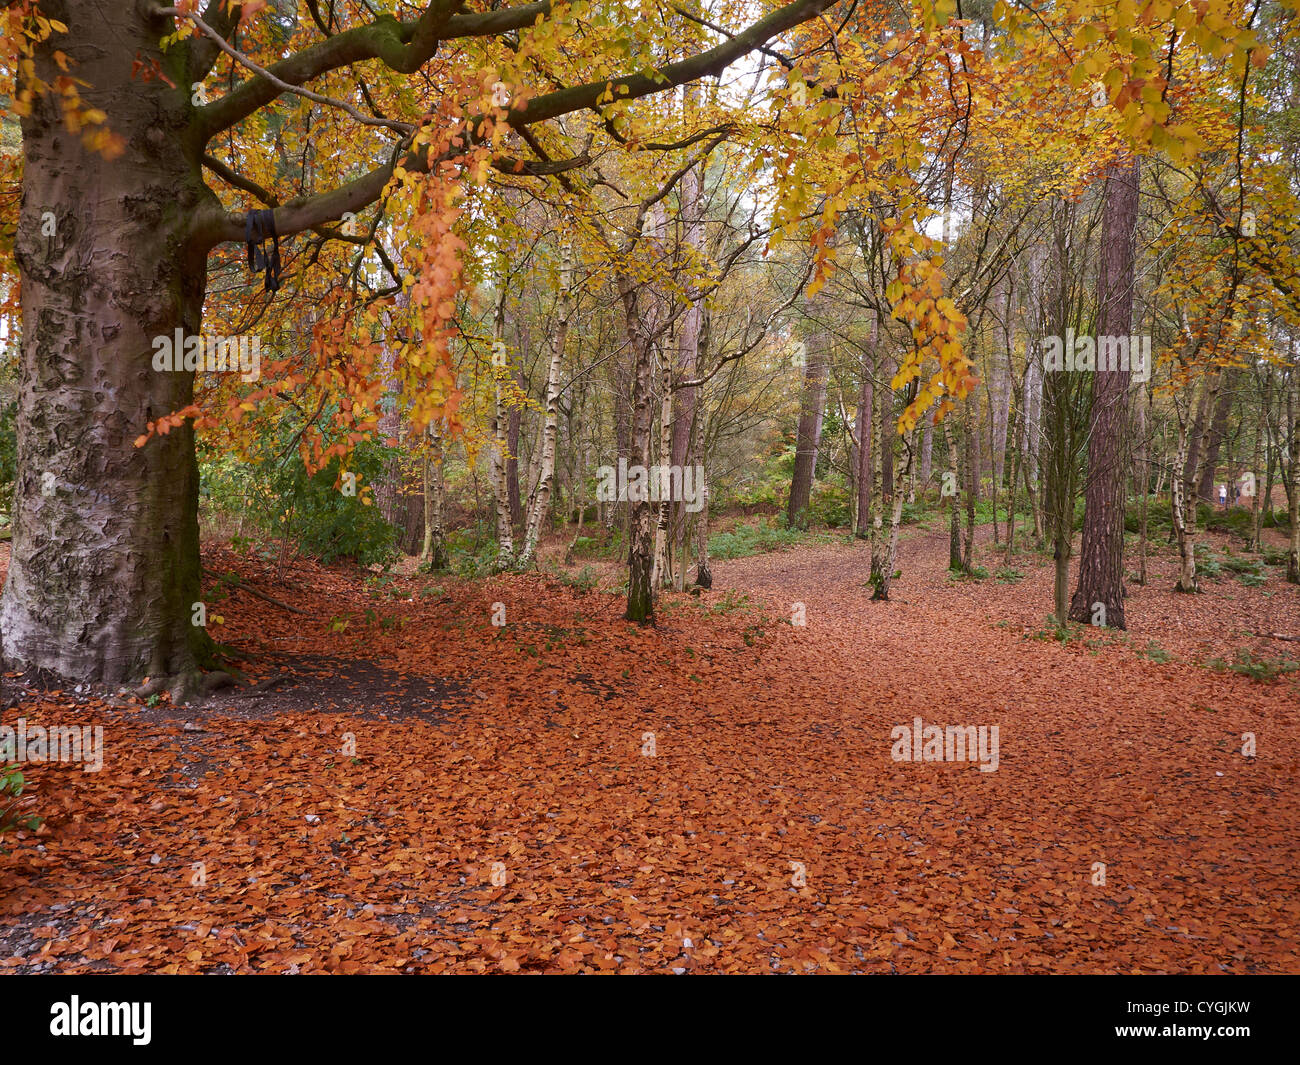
[1, 529, 1297, 973]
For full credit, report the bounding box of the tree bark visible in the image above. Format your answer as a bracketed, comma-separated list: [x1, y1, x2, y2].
[490, 291, 516, 569]
[873, 384, 917, 600]
[944, 416, 962, 571]
[787, 327, 828, 527]
[871, 353, 888, 583]
[2, 1, 219, 695]
[419, 421, 448, 571]
[1069, 156, 1140, 629]
[1195, 374, 1235, 503]
[1287, 363, 1300, 583]
[517, 244, 573, 568]
[854, 313, 876, 538]
[671, 164, 705, 587]
[622, 283, 657, 622]
[1173, 374, 1220, 593]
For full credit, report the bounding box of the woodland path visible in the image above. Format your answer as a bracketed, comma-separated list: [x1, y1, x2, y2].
[1, 529, 1297, 973]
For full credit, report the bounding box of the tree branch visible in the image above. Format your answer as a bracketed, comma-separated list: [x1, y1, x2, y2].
[166, 6, 415, 135]
[194, 0, 843, 248]
[190, 0, 465, 139]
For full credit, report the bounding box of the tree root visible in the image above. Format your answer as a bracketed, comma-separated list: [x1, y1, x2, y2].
[134, 668, 239, 706]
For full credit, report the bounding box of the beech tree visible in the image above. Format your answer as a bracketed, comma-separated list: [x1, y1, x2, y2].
[0, 0, 838, 694]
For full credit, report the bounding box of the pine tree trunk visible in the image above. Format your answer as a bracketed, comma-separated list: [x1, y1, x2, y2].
[1069, 156, 1139, 628]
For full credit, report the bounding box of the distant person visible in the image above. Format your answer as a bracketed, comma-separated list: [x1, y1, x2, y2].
[1218, 484, 1227, 506]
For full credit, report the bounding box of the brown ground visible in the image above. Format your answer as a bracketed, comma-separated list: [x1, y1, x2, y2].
[0, 521, 1297, 973]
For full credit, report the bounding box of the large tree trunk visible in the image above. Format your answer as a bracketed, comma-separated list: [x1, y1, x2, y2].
[1041, 212, 1081, 627]
[1069, 157, 1139, 629]
[1135, 384, 1151, 585]
[2, 1, 218, 697]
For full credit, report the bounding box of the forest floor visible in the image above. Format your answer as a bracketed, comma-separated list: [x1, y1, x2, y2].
[1, 520, 1298, 973]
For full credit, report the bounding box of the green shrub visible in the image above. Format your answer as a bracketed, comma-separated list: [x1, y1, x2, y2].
[200, 422, 400, 567]
[1207, 649, 1300, 682]
[1125, 503, 1172, 535]
[1137, 641, 1173, 664]
[709, 518, 803, 559]
[567, 529, 624, 561]
[555, 564, 600, 594]
[710, 590, 752, 615]
[900, 499, 933, 526]
[0, 762, 40, 843]
[446, 524, 499, 577]
[806, 480, 851, 528]
[1202, 505, 1256, 539]
[1194, 544, 1268, 586]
